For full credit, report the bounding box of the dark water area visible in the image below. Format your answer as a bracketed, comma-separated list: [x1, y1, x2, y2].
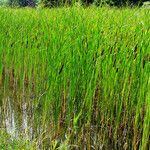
[0, 90, 103, 150]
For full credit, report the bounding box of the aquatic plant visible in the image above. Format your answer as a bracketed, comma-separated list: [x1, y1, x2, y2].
[0, 7, 149, 149]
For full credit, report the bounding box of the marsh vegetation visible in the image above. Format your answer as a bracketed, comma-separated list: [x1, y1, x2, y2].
[0, 7, 150, 149]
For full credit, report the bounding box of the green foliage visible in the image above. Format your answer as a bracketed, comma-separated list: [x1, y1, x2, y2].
[93, 0, 146, 6]
[0, 130, 30, 150]
[6, 0, 37, 7]
[2, 0, 148, 7]
[38, 0, 148, 7]
[0, 7, 150, 149]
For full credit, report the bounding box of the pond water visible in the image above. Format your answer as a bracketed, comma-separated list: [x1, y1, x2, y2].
[1, 96, 33, 140]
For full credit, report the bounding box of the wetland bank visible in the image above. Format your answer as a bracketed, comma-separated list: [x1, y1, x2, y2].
[0, 7, 150, 150]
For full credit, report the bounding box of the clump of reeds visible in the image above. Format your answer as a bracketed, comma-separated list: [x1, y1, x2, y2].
[0, 7, 149, 150]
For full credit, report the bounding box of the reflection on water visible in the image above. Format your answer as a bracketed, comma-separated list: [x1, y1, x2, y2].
[0, 85, 116, 149]
[0, 83, 53, 150]
[1, 92, 35, 142]
[5, 97, 16, 136]
[4, 99, 25, 139]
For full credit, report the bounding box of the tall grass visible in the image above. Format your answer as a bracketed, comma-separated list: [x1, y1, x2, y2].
[0, 6, 150, 149]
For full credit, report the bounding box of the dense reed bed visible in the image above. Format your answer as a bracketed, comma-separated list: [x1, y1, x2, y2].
[0, 7, 150, 149]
